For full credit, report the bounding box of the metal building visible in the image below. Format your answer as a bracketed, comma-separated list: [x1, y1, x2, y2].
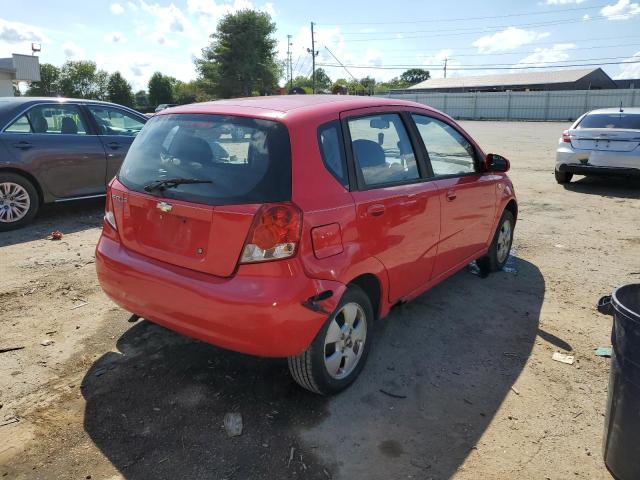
[0, 54, 41, 96]
[395, 68, 618, 93]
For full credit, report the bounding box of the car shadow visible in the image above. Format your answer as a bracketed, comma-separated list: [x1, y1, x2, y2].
[81, 256, 545, 480]
[0, 198, 104, 247]
[563, 175, 640, 199]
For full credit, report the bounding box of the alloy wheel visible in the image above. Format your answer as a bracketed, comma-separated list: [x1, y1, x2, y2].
[0, 182, 31, 223]
[323, 302, 368, 380]
[496, 218, 512, 264]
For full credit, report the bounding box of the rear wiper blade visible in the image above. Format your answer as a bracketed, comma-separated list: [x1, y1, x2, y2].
[144, 178, 212, 192]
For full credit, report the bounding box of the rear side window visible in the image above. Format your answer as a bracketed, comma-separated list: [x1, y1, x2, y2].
[577, 113, 640, 130]
[119, 114, 291, 206]
[318, 121, 348, 187]
[347, 113, 420, 187]
[5, 104, 88, 135]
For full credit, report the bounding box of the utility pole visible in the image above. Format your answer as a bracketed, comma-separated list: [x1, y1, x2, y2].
[444, 57, 448, 79]
[287, 34, 293, 90]
[307, 22, 318, 93]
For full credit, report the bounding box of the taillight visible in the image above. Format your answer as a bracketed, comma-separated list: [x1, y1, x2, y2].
[240, 203, 302, 263]
[104, 194, 117, 231]
[561, 131, 574, 143]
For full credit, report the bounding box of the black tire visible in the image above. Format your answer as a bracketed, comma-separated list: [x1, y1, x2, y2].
[288, 285, 373, 395]
[0, 172, 40, 231]
[478, 210, 515, 273]
[555, 169, 573, 184]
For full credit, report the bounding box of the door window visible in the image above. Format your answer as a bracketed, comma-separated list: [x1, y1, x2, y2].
[347, 113, 420, 187]
[88, 106, 145, 137]
[5, 104, 88, 135]
[412, 114, 476, 176]
[318, 121, 348, 187]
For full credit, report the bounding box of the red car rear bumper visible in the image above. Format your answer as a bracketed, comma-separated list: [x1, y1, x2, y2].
[96, 235, 345, 357]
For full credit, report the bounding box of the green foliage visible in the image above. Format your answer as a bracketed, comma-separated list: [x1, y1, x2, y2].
[313, 68, 332, 92]
[196, 9, 280, 98]
[58, 60, 109, 99]
[173, 80, 209, 104]
[26, 63, 60, 96]
[134, 90, 149, 111]
[107, 71, 134, 107]
[399, 68, 430, 86]
[148, 72, 175, 106]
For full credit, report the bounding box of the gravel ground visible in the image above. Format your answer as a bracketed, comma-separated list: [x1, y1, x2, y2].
[1, 121, 639, 480]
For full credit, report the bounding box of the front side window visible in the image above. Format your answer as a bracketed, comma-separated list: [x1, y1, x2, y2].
[347, 113, 420, 187]
[88, 106, 145, 137]
[412, 114, 476, 176]
[119, 114, 291, 206]
[318, 121, 348, 187]
[5, 104, 88, 135]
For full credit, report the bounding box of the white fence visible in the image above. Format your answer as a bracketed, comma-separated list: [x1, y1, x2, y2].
[376, 89, 640, 121]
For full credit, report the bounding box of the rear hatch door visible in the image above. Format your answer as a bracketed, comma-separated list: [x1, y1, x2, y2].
[115, 113, 291, 277]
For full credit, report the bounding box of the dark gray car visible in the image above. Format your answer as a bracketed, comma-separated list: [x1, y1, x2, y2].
[0, 97, 147, 230]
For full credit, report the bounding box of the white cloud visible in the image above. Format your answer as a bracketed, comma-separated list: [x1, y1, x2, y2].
[472, 27, 550, 53]
[601, 0, 640, 20]
[0, 18, 46, 44]
[583, 14, 591, 20]
[187, 0, 274, 20]
[615, 51, 640, 78]
[545, 0, 585, 4]
[110, 3, 125, 14]
[417, 49, 455, 79]
[104, 32, 124, 43]
[61, 41, 85, 59]
[515, 43, 576, 68]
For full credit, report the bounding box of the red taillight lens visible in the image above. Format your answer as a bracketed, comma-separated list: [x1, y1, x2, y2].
[240, 203, 302, 263]
[104, 194, 117, 231]
[561, 131, 574, 143]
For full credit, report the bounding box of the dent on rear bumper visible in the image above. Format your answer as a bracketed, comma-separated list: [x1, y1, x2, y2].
[96, 235, 346, 357]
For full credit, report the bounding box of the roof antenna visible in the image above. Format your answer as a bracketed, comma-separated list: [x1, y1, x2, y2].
[620, 101, 624, 113]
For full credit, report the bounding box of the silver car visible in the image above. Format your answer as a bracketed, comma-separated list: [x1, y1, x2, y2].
[555, 108, 640, 183]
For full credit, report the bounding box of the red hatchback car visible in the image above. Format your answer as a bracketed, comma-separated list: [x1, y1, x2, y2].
[96, 95, 517, 395]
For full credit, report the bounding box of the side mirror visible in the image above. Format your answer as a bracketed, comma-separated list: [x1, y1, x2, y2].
[486, 153, 510, 173]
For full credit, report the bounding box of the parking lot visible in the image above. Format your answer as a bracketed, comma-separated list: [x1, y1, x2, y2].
[1, 120, 639, 479]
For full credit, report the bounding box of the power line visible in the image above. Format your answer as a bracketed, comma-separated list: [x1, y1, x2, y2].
[317, 3, 611, 26]
[317, 59, 640, 71]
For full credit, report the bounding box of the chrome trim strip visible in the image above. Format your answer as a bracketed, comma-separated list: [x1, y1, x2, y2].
[54, 193, 106, 203]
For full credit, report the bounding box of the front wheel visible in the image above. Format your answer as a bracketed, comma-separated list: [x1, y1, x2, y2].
[288, 285, 373, 395]
[478, 210, 514, 272]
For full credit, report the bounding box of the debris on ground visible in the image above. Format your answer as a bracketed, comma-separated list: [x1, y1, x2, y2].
[288, 447, 295, 467]
[70, 302, 89, 310]
[593, 347, 612, 358]
[510, 386, 520, 396]
[49, 230, 63, 240]
[379, 389, 407, 399]
[223, 412, 243, 437]
[0, 417, 19, 427]
[552, 352, 575, 365]
[40, 340, 54, 347]
[0, 346, 25, 354]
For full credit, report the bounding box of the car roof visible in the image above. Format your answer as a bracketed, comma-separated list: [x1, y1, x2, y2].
[163, 95, 441, 122]
[587, 107, 640, 114]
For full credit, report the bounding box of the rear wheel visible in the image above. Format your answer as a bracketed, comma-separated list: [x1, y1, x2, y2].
[555, 169, 573, 184]
[0, 173, 39, 231]
[288, 285, 373, 395]
[478, 210, 514, 273]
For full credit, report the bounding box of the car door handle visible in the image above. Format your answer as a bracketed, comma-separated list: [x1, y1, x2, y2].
[12, 141, 33, 149]
[446, 190, 457, 201]
[107, 141, 122, 149]
[366, 204, 386, 217]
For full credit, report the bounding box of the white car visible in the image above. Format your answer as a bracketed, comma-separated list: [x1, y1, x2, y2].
[555, 108, 640, 183]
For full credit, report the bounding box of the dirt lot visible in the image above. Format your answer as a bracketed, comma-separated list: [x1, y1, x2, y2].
[1, 121, 639, 480]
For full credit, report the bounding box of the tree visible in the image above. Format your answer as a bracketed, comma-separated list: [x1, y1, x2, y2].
[148, 72, 174, 106]
[26, 63, 60, 96]
[313, 68, 332, 93]
[196, 9, 280, 98]
[107, 72, 134, 107]
[134, 90, 149, 110]
[400, 68, 430, 86]
[291, 75, 313, 93]
[173, 80, 209, 104]
[58, 61, 109, 99]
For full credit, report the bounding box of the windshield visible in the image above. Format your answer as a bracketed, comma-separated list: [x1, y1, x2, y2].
[118, 114, 291, 206]
[577, 113, 640, 130]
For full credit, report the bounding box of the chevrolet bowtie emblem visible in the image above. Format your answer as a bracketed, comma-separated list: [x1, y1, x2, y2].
[156, 201, 173, 213]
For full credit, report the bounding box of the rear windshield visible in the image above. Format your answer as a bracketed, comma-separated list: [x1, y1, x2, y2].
[119, 114, 291, 205]
[577, 113, 640, 130]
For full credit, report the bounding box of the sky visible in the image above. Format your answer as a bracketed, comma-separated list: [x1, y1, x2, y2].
[1, 0, 640, 91]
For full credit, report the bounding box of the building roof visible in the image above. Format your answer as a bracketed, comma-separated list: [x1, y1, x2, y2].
[407, 67, 608, 90]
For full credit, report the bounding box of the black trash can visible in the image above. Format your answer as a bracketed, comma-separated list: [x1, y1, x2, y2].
[598, 283, 640, 480]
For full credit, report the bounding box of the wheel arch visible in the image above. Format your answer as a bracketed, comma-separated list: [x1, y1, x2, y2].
[504, 199, 518, 222]
[0, 167, 45, 204]
[347, 273, 382, 321]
